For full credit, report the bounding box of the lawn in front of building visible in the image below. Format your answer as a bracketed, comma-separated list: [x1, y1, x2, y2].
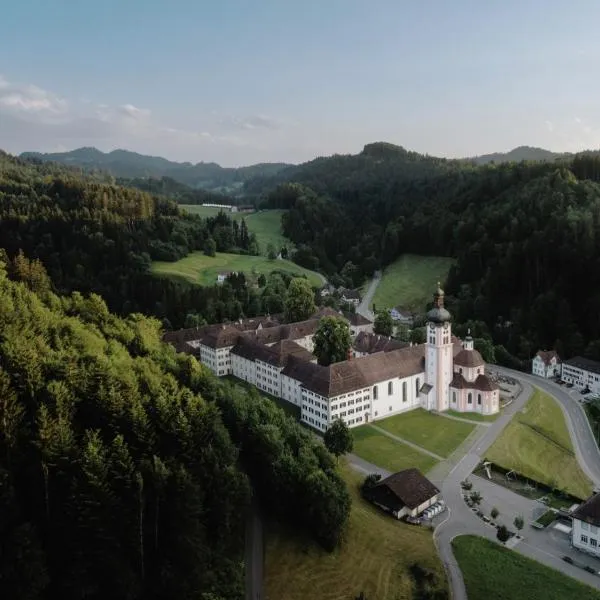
[376, 408, 476, 457]
[453, 535, 600, 600]
[265, 461, 448, 600]
[351, 426, 438, 474]
[446, 409, 500, 423]
[486, 388, 593, 500]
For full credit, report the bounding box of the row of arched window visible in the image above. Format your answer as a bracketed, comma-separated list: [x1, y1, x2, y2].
[452, 391, 483, 405]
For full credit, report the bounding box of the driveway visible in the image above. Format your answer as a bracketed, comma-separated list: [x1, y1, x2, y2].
[357, 271, 381, 321]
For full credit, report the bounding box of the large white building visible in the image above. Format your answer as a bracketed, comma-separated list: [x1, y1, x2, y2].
[572, 493, 600, 557]
[561, 356, 600, 395]
[532, 350, 561, 379]
[164, 286, 500, 431]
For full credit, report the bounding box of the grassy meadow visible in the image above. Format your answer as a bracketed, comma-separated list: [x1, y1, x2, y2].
[368, 254, 455, 312]
[151, 251, 324, 288]
[486, 388, 593, 499]
[180, 206, 290, 255]
[453, 535, 600, 600]
[265, 462, 447, 600]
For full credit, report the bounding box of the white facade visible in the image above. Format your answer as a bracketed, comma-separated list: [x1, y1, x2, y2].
[562, 360, 600, 395]
[532, 353, 561, 379]
[200, 343, 233, 376]
[572, 517, 600, 557]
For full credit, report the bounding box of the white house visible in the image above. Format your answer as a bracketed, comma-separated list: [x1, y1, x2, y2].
[561, 356, 600, 395]
[340, 289, 361, 307]
[217, 272, 232, 284]
[390, 306, 414, 326]
[532, 350, 561, 379]
[572, 493, 600, 557]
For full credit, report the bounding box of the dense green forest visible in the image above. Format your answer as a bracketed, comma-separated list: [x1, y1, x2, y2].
[0, 253, 349, 600]
[251, 144, 600, 362]
[0, 152, 296, 329]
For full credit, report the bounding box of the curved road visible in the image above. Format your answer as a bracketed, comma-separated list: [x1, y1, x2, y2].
[435, 367, 600, 599]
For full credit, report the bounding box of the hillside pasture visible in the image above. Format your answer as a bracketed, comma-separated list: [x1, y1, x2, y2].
[368, 255, 455, 313]
[486, 388, 593, 499]
[180, 206, 290, 255]
[151, 251, 324, 287]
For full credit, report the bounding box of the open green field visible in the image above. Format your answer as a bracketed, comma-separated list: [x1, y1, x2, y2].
[368, 254, 455, 312]
[446, 408, 500, 422]
[265, 462, 447, 600]
[180, 206, 290, 255]
[376, 408, 476, 457]
[151, 251, 323, 288]
[352, 426, 437, 474]
[453, 535, 600, 600]
[486, 388, 593, 499]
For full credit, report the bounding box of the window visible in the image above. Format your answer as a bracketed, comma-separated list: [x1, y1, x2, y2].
[477, 394, 482, 405]
[389, 406, 392, 411]
[402, 382, 407, 402]
[468, 393, 472, 404]
[591, 539, 598, 548]
[581, 535, 589, 544]
[388, 381, 393, 395]
[459, 368, 463, 375]
[452, 391, 457, 404]
[416, 378, 421, 395]
[373, 385, 378, 400]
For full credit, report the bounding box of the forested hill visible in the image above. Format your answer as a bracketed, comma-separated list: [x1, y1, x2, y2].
[21, 147, 291, 194]
[0, 151, 295, 329]
[466, 145, 568, 165]
[0, 255, 350, 599]
[254, 147, 600, 364]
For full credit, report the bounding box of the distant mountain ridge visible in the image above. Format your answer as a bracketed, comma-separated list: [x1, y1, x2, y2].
[21, 147, 292, 194]
[466, 145, 570, 165]
[21, 143, 599, 195]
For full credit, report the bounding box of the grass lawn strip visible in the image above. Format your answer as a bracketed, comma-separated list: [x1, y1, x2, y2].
[452, 535, 600, 600]
[151, 250, 323, 288]
[446, 409, 499, 422]
[367, 254, 454, 312]
[376, 408, 475, 458]
[265, 462, 447, 600]
[535, 509, 557, 528]
[351, 426, 437, 474]
[486, 388, 593, 500]
[180, 206, 291, 255]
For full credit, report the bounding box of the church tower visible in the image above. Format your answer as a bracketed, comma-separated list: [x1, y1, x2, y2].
[424, 283, 454, 412]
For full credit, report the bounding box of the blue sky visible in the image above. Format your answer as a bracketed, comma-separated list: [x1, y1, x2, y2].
[1, 0, 599, 165]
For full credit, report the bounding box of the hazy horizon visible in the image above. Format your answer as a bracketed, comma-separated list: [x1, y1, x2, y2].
[2, 0, 600, 167]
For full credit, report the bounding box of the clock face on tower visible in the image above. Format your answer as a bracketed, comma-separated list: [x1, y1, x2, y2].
[444, 322, 449, 330]
[429, 323, 435, 331]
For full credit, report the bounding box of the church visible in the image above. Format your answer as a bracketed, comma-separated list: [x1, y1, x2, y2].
[164, 284, 500, 432]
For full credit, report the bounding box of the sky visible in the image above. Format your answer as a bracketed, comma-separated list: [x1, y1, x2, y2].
[1, 0, 600, 166]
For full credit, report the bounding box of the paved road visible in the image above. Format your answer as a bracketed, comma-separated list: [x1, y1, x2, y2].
[245, 497, 264, 600]
[357, 271, 381, 321]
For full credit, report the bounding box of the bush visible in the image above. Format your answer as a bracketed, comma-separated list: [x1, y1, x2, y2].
[497, 525, 510, 543]
[491, 507, 499, 519]
[361, 473, 382, 495]
[460, 479, 473, 491]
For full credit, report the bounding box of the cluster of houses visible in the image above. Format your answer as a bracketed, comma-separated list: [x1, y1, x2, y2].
[164, 285, 500, 433]
[531, 350, 600, 396]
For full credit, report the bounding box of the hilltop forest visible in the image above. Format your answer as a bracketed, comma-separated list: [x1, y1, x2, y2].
[252, 143, 600, 362]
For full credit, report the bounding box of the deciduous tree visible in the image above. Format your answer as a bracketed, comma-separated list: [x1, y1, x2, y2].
[313, 316, 352, 366]
[324, 419, 353, 462]
[374, 310, 394, 337]
[284, 278, 316, 323]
